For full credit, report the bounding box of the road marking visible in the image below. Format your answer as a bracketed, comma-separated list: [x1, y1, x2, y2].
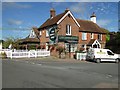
[36, 64, 42, 66]
[32, 62, 35, 64]
[106, 74, 112, 78]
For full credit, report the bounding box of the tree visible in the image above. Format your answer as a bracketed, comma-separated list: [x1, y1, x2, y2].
[56, 46, 65, 58]
[106, 31, 120, 54]
[101, 28, 110, 42]
[3, 37, 20, 49]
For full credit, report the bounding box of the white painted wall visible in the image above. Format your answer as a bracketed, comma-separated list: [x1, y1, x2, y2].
[90, 17, 96, 23]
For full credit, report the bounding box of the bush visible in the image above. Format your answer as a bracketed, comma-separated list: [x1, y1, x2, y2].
[1, 52, 7, 59]
[56, 46, 65, 58]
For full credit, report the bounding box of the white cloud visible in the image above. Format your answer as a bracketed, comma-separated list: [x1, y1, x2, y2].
[3, 2, 32, 9]
[8, 19, 23, 25]
[70, 3, 86, 14]
[97, 19, 111, 27]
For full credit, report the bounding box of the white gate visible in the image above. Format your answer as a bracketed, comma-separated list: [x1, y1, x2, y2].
[29, 50, 36, 58]
[76, 53, 87, 60]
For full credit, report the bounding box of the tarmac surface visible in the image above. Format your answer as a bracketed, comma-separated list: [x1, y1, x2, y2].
[2, 57, 119, 88]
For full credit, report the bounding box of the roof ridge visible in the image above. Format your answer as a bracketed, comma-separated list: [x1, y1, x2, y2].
[39, 12, 67, 29]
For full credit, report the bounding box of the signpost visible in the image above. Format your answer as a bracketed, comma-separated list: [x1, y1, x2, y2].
[49, 27, 57, 43]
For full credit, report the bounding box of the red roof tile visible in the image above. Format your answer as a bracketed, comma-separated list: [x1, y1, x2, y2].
[19, 38, 40, 43]
[39, 12, 66, 29]
[77, 19, 107, 34]
[39, 10, 107, 34]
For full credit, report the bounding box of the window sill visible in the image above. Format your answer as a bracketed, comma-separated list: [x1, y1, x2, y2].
[66, 34, 71, 36]
[46, 36, 49, 38]
[82, 40, 87, 41]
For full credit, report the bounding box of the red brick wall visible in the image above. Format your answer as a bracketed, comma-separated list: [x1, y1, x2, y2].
[58, 15, 79, 36]
[40, 29, 49, 44]
[39, 14, 106, 50]
[79, 32, 106, 48]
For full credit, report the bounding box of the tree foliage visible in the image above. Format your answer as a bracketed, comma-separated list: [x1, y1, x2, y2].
[106, 32, 120, 53]
[2, 37, 20, 49]
[56, 46, 65, 58]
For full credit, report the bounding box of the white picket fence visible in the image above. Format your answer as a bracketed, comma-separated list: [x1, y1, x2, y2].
[118, 54, 120, 58]
[1, 49, 50, 59]
[76, 53, 87, 60]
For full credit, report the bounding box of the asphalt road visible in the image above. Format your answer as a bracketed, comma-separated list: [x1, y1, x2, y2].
[2, 57, 119, 88]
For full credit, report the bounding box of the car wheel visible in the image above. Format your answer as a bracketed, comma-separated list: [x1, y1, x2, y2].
[96, 59, 101, 63]
[115, 59, 119, 63]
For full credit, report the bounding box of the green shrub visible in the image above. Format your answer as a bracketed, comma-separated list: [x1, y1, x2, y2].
[1, 52, 7, 59]
[56, 46, 65, 58]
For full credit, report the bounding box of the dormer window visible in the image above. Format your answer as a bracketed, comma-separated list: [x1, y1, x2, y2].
[66, 24, 71, 35]
[29, 29, 36, 38]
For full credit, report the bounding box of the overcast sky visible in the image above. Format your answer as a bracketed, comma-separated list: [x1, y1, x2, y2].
[1, 2, 119, 39]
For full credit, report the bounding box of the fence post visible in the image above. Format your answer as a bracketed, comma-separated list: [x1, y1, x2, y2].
[28, 51, 30, 58]
[35, 51, 37, 58]
[10, 50, 12, 59]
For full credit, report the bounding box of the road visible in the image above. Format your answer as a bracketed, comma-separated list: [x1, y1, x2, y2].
[2, 57, 119, 88]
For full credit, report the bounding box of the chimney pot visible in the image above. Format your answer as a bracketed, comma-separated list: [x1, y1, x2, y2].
[50, 8, 56, 18]
[65, 8, 70, 12]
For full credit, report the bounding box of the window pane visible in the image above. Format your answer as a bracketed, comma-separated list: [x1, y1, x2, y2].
[82, 33, 87, 40]
[66, 25, 71, 35]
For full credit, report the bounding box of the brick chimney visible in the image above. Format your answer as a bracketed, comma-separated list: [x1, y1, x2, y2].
[50, 8, 56, 19]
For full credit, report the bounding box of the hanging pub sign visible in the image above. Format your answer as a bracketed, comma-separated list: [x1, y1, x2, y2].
[49, 27, 57, 41]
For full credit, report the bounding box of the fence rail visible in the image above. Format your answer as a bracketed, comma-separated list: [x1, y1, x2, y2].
[1, 49, 50, 59]
[118, 54, 120, 58]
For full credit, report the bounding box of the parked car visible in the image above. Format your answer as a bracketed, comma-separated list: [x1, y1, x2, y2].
[86, 48, 120, 63]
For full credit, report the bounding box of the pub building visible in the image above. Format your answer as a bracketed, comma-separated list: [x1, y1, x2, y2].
[37, 9, 107, 58]
[20, 8, 107, 58]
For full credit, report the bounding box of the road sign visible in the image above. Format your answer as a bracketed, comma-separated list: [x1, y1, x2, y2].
[49, 28, 56, 41]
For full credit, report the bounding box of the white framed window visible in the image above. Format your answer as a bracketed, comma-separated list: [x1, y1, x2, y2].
[29, 30, 36, 38]
[66, 24, 71, 35]
[91, 33, 94, 39]
[82, 32, 87, 40]
[65, 43, 69, 52]
[71, 44, 77, 52]
[40, 31, 42, 36]
[46, 30, 49, 37]
[46, 42, 49, 50]
[98, 34, 102, 41]
[65, 43, 77, 52]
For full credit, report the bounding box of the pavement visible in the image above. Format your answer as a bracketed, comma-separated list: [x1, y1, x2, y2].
[2, 57, 119, 88]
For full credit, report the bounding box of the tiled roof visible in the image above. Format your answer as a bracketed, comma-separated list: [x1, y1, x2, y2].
[77, 19, 107, 34]
[32, 27, 40, 38]
[19, 38, 40, 43]
[39, 12, 66, 29]
[39, 10, 107, 34]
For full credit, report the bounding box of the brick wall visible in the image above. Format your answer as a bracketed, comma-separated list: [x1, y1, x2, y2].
[58, 15, 79, 36]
